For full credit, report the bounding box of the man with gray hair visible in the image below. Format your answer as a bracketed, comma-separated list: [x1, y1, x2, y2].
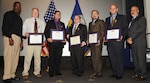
[22, 8, 45, 80]
[127, 6, 147, 81]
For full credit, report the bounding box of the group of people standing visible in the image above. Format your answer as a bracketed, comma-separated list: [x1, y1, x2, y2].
[2, 1, 147, 83]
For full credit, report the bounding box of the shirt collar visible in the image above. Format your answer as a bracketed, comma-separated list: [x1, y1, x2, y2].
[111, 13, 117, 18]
[132, 14, 139, 19]
[54, 19, 60, 22]
[92, 18, 98, 22]
[74, 23, 80, 27]
[32, 17, 38, 20]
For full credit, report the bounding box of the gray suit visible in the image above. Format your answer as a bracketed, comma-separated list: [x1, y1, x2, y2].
[128, 15, 147, 77]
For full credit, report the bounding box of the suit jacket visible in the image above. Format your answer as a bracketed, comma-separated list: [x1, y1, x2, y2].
[44, 20, 66, 47]
[89, 19, 105, 41]
[89, 19, 106, 46]
[67, 23, 87, 48]
[128, 15, 147, 46]
[105, 14, 128, 42]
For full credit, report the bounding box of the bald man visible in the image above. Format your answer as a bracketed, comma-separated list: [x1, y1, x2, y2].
[105, 4, 128, 79]
[127, 6, 147, 81]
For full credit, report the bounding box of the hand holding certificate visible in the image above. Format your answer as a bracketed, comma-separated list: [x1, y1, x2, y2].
[51, 30, 64, 42]
[106, 28, 120, 40]
[88, 32, 98, 44]
[70, 35, 81, 46]
[28, 33, 44, 45]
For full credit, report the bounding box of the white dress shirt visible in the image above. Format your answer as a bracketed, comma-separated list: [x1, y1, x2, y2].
[23, 17, 45, 36]
[72, 23, 80, 35]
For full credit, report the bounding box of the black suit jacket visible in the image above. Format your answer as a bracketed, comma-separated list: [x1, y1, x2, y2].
[44, 20, 66, 47]
[128, 15, 147, 46]
[105, 14, 128, 41]
[67, 24, 87, 48]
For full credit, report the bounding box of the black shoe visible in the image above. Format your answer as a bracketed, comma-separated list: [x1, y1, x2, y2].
[77, 73, 83, 77]
[110, 75, 116, 78]
[77, 74, 83, 77]
[72, 72, 77, 75]
[11, 77, 20, 81]
[49, 74, 54, 78]
[55, 73, 62, 76]
[115, 76, 122, 80]
[3, 79, 12, 83]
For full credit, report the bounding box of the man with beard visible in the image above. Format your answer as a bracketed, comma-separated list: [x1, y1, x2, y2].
[88, 10, 105, 78]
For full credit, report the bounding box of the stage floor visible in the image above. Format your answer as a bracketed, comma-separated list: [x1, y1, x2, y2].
[0, 57, 150, 83]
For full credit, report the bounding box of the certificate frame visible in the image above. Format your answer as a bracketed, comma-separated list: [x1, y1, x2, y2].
[28, 33, 44, 45]
[70, 35, 81, 46]
[50, 29, 65, 42]
[106, 28, 121, 40]
[88, 32, 98, 44]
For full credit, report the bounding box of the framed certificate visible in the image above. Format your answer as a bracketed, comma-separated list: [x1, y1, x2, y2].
[70, 35, 81, 46]
[106, 28, 120, 40]
[88, 32, 98, 44]
[28, 33, 44, 45]
[50, 30, 64, 42]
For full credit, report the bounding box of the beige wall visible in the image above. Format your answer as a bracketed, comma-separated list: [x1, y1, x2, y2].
[144, 0, 150, 48]
[0, 0, 125, 56]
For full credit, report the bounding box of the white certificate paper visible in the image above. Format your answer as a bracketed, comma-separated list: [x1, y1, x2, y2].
[28, 33, 43, 45]
[89, 33, 98, 44]
[70, 35, 81, 46]
[106, 29, 120, 40]
[51, 30, 64, 41]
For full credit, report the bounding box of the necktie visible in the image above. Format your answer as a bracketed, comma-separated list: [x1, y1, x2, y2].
[111, 16, 115, 27]
[56, 21, 60, 30]
[72, 25, 77, 35]
[128, 18, 134, 28]
[34, 19, 38, 33]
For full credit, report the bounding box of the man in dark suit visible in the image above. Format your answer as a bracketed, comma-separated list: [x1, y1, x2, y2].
[44, 11, 66, 78]
[105, 4, 128, 79]
[67, 15, 87, 77]
[88, 10, 105, 78]
[127, 6, 147, 81]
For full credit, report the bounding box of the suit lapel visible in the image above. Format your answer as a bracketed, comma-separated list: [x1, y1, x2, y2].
[108, 17, 113, 28]
[52, 20, 57, 29]
[132, 15, 141, 24]
[108, 17, 111, 26]
[75, 24, 81, 32]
